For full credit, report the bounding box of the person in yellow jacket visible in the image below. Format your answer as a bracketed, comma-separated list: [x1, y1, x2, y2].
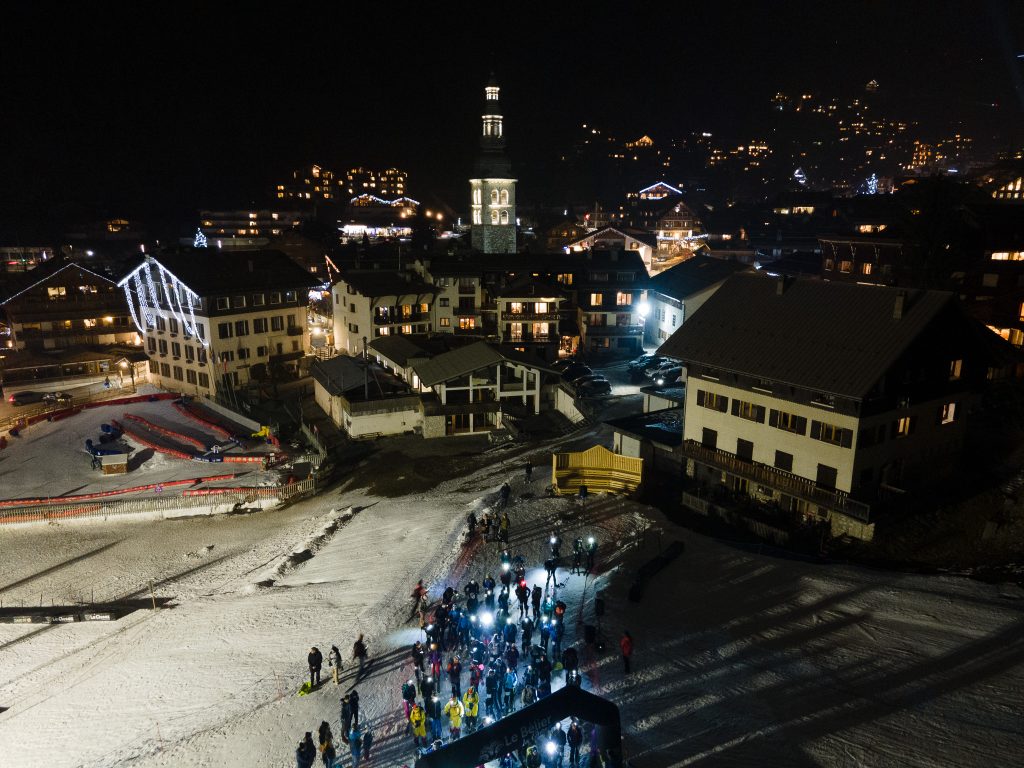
[462, 685, 480, 733]
[409, 702, 427, 749]
[442, 692, 465, 740]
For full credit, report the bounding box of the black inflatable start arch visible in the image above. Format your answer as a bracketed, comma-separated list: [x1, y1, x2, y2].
[414, 686, 623, 768]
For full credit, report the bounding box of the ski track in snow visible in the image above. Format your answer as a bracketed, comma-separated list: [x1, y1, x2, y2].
[0, 443, 1023, 767]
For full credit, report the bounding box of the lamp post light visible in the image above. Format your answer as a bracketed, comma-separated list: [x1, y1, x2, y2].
[120, 359, 135, 393]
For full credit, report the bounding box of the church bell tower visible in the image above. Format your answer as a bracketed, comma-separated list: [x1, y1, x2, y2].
[470, 74, 517, 254]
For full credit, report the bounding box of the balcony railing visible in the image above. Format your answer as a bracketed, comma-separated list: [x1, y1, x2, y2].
[584, 324, 644, 337]
[682, 439, 871, 522]
[505, 334, 554, 343]
[503, 311, 561, 321]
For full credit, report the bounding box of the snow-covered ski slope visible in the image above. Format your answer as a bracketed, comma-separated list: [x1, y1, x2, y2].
[1, 442, 1022, 767]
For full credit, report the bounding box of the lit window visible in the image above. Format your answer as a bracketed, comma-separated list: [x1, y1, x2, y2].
[616, 292, 632, 306]
[491, 189, 499, 205]
[949, 359, 962, 380]
[940, 402, 957, 425]
[500, 189, 509, 205]
[861, 263, 873, 275]
[991, 251, 1024, 261]
[590, 293, 603, 306]
[491, 210, 498, 225]
[500, 210, 509, 224]
[896, 416, 913, 437]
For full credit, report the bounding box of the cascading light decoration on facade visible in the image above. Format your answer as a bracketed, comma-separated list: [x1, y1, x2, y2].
[118, 257, 209, 347]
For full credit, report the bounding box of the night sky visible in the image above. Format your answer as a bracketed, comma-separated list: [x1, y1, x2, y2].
[1, 2, 1021, 239]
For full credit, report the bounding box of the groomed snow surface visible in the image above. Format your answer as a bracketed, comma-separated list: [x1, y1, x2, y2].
[1, 442, 1023, 768]
[0, 388, 280, 502]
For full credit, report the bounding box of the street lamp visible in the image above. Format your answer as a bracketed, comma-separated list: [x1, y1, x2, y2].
[120, 359, 135, 392]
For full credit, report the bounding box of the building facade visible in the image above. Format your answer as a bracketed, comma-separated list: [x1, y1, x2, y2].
[0, 258, 136, 351]
[118, 252, 317, 398]
[659, 274, 1012, 539]
[331, 271, 437, 355]
[470, 75, 517, 254]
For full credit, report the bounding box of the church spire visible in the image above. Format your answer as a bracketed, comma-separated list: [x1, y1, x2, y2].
[469, 74, 517, 254]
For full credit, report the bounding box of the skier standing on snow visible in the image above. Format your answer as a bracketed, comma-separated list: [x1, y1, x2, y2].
[499, 511, 511, 543]
[353, 634, 368, 680]
[362, 725, 374, 762]
[411, 640, 425, 678]
[296, 732, 316, 768]
[572, 538, 584, 575]
[308, 646, 323, 687]
[550, 722, 567, 768]
[409, 701, 427, 749]
[340, 694, 353, 737]
[525, 461, 532, 481]
[462, 684, 479, 732]
[347, 725, 363, 768]
[443, 692, 465, 740]
[328, 645, 343, 685]
[318, 721, 336, 768]
[349, 688, 361, 728]
[446, 655, 463, 699]
[402, 678, 418, 721]
[567, 719, 584, 767]
[531, 584, 542, 619]
[620, 630, 633, 674]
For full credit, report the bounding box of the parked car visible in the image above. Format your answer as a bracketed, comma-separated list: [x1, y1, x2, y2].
[573, 374, 609, 389]
[646, 360, 681, 379]
[43, 391, 72, 404]
[630, 355, 667, 381]
[577, 379, 612, 397]
[561, 363, 592, 381]
[552, 357, 581, 372]
[651, 367, 682, 387]
[627, 353, 662, 371]
[9, 391, 45, 406]
[567, 369, 601, 386]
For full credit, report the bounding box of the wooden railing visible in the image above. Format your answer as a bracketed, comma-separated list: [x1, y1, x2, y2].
[551, 445, 643, 496]
[682, 440, 870, 522]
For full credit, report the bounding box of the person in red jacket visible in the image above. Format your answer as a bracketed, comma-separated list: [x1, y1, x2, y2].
[620, 630, 633, 674]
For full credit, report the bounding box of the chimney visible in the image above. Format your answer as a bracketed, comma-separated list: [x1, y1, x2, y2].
[893, 290, 906, 320]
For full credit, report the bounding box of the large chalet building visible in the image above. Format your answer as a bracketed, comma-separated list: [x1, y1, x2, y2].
[119, 251, 318, 398]
[659, 273, 1018, 539]
[0, 257, 136, 351]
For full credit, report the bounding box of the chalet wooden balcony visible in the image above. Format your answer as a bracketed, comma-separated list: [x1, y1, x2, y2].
[682, 439, 871, 522]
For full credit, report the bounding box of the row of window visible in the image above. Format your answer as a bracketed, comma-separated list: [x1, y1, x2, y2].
[148, 339, 300, 364]
[214, 291, 297, 311]
[697, 388, 959, 448]
[698, 389, 854, 447]
[149, 360, 210, 389]
[45, 285, 108, 299]
[148, 337, 208, 364]
[153, 315, 206, 340]
[472, 188, 511, 206]
[654, 306, 678, 327]
[217, 315, 295, 339]
[471, 210, 511, 225]
[589, 292, 634, 307]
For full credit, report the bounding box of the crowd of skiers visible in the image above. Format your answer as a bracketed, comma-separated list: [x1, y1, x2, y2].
[297, 634, 372, 766]
[296, 462, 634, 767]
